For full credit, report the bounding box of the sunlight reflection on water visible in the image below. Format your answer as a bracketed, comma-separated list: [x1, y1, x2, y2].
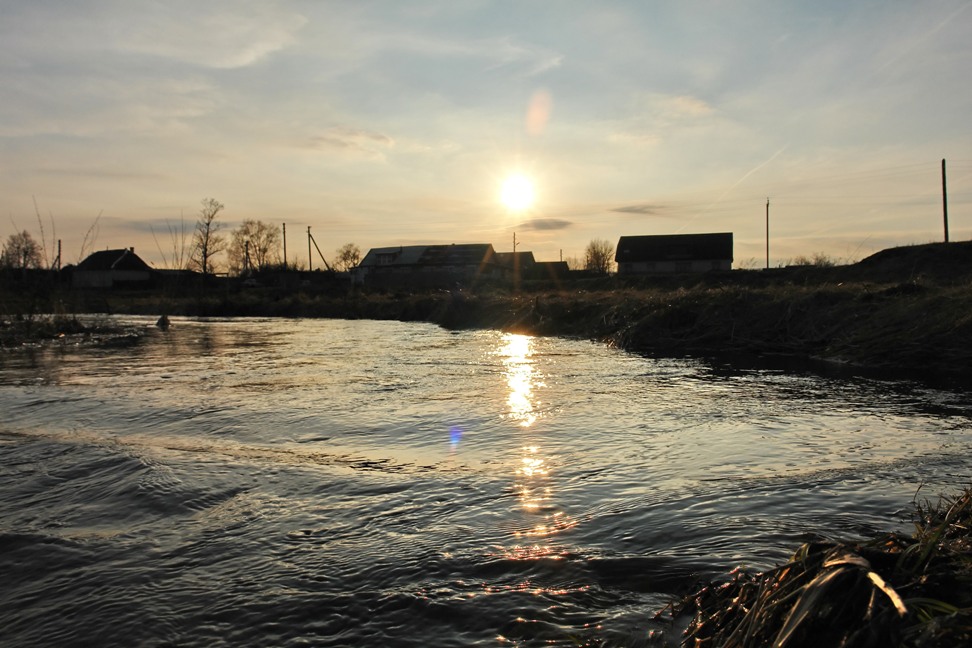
[1, 316, 971, 647]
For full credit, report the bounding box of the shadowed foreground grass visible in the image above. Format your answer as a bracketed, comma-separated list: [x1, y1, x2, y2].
[653, 488, 972, 648]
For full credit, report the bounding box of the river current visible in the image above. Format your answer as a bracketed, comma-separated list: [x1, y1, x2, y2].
[1, 316, 970, 647]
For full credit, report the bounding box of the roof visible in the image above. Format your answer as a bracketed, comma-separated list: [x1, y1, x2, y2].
[418, 243, 494, 266]
[493, 251, 536, 268]
[615, 233, 733, 263]
[359, 244, 496, 268]
[76, 248, 153, 272]
[358, 245, 428, 267]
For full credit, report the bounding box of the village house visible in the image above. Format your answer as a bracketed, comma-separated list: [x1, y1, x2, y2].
[353, 243, 503, 288]
[615, 233, 733, 275]
[493, 251, 570, 282]
[73, 247, 155, 289]
[493, 250, 535, 284]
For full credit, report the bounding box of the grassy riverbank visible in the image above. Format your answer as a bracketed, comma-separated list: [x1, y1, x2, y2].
[102, 241, 972, 383]
[4, 242, 971, 383]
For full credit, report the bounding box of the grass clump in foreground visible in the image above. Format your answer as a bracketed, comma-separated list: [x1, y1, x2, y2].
[659, 488, 972, 647]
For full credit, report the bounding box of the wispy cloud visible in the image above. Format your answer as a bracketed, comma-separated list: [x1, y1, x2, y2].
[362, 29, 563, 79]
[306, 127, 395, 160]
[519, 218, 572, 231]
[0, 2, 307, 70]
[486, 37, 563, 77]
[611, 204, 676, 217]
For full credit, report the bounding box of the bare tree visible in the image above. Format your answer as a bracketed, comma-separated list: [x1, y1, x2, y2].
[1, 231, 43, 269]
[584, 238, 614, 274]
[189, 198, 226, 275]
[32, 196, 56, 269]
[332, 243, 362, 272]
[151, 213, 192, 270]
[77, 211, 102, 264]
[227, 220, 281, 275]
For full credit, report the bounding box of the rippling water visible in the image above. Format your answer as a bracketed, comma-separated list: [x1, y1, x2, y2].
[2, 316, 970, 647]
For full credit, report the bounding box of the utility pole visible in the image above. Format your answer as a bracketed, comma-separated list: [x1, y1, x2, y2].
[307, 226, 312, 271]
[942, 159, 950, 243]
[513, 232, 518, 253]
[765, 197, 770, 269]
[282, 223, 288, 268]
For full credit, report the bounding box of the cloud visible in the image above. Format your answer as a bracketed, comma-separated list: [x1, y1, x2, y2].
[611, 204, 674, 216]
[0, 1, 307, 70]
[608, 93, 720, 150]
[518, 218, 572, 231]
[487, 37, 563, 77]
[370, 30, 562, 78]
[305, 127, 395, 159]
[114, 3, 308, 70]
[0, 72, 216, 137]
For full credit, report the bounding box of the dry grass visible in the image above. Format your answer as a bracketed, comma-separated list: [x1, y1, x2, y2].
[657, 488, 972, 648]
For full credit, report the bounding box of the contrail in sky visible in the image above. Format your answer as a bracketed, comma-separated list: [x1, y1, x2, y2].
[877, 1, 972, 74]
[678, 144, 788, 231]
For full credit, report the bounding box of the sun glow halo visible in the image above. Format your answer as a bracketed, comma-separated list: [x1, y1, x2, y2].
[500, 174, 536, 211]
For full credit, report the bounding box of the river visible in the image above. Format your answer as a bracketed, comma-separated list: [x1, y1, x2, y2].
[1, 316, 970, 647]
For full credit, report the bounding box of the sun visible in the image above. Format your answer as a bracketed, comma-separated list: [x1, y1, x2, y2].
[500, 173, 536, 211]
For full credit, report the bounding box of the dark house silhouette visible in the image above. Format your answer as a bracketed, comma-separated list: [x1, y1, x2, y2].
[615, 233, 733, 275]
[494, 252, 569, 281]
[353, 243, 502, 287]
[73, 248, 154, 288]
[493, 251, 536, 283]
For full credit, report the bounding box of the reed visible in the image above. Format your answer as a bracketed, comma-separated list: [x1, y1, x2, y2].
[660, 488, 972, 647]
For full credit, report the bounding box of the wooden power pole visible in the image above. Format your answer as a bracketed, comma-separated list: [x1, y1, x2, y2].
[942, 158, 950, 243]
[765, 197, 770, 269]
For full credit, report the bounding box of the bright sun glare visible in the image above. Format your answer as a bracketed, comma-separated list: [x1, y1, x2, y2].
[500, 174, 536, 211]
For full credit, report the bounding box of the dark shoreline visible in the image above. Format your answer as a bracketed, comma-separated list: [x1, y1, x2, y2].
[5, 241, 972, 388]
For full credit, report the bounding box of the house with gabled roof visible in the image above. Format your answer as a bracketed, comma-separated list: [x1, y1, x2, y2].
[493, 251, 569, 282]
[615, 233, 733, 275]
[73, 247, 155, 288]
[493, 250, 535, 286]
[353, 243, 502, 287]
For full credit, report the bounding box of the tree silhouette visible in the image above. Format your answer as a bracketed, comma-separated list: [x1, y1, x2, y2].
[0, 231, 43, 269]
[333, 243, 362, 272]
[189, 198, 226, 275]
[584, 238, 614, 274]
[227, 219, 281, 275]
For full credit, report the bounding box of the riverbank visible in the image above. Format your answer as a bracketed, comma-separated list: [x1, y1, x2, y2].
[4, 242, 971, 384]
[115, 242, 972, 384]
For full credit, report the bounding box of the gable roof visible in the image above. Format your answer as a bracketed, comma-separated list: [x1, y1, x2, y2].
[615, 233, 733, 263]
[418, 243, 495, 266]
[493, 251, 536, 268]
[77, 248, 153, 272]
[359, 245, 428, 267]
[359, 243, 496, 268]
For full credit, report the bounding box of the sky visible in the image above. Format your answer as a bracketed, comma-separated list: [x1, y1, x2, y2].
[3, 0, 972, 270]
